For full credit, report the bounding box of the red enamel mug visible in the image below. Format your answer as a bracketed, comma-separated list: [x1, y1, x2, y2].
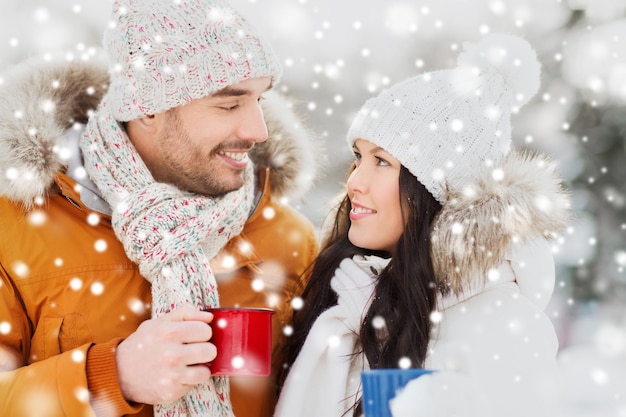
[206, 307, 274, 376]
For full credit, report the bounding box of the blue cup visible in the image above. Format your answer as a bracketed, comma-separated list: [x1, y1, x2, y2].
[361, 368, 434, 417]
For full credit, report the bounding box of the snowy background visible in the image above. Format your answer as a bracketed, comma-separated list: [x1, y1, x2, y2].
[2, 0, 626, 413]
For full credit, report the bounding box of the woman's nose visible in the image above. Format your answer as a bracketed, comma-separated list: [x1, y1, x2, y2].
[347, 166, 367, 194]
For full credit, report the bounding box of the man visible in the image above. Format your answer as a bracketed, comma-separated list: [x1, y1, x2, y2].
[0, 0, 320, 416]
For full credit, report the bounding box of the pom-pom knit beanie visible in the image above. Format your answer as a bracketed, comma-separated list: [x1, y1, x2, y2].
[347, 33, 541, 204]
[104, 0, 282, 121]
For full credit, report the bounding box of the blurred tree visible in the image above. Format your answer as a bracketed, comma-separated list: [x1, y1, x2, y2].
[569, 101, 626, 302]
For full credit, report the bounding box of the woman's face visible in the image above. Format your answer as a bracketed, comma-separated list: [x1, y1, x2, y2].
[347, 139, 405, 255]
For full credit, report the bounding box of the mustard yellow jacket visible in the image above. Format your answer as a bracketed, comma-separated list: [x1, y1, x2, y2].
[0, 58, 322, 417]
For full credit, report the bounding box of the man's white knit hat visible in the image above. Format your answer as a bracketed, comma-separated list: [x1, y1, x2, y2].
[103, 0, 282, 121]
[347, 33, 541, 204]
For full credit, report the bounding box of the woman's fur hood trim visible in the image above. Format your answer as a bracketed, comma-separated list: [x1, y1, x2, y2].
[431, 149, 571, 294]
[0, 56, 323, 206]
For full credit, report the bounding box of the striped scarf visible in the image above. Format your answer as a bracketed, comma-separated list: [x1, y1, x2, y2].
[80, 99, 254, 417]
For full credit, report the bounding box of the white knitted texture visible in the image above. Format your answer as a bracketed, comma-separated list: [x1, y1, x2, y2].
[104, 0, 282, 121]
[274, 258, 378, 417]
[347, 33, 540, 204]
[80, 100, 254, 417]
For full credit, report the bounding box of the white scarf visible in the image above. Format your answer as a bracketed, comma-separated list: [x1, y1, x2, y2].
[274, 256, 388, 417]
[81, 101, 254, 417]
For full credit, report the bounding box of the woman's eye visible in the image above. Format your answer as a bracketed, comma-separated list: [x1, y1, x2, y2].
[222, 104, 239, 111]
[376, 157, 390, 166]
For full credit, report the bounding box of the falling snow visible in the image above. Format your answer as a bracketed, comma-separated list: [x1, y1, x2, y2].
[1, 0, 626, 415]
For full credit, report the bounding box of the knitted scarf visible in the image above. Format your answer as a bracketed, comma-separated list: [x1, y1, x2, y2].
[80, 100, 254, 417]
[274, 256, 388, 417]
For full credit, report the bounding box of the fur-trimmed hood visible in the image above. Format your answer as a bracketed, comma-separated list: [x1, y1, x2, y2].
[431, 149, 571, 294]
[0, 55, 323, 206]
[319, 148, 571, 296]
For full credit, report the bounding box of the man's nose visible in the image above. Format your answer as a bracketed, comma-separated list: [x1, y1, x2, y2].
[239, 104, 268, 143]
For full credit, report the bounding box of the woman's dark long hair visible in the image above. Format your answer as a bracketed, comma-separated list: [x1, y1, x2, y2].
[278, 166, 443, 415]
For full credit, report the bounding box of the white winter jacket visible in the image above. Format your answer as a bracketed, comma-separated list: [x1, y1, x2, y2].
[389, 150, 570, 417]
[391, 238, 559, 417]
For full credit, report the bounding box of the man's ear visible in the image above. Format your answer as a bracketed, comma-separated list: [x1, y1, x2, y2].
[134, 114, 158, 132]
[137, 114, 157, 128]
[126, 114, 163, 143]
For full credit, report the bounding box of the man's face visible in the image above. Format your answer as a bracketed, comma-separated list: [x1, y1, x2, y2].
[129, 76, 272, 196]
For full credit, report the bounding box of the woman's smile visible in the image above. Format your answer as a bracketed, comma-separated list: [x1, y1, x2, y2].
[349, 201, 377, 220]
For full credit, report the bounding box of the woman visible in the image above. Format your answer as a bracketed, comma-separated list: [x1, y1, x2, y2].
[274, 33, 571, 417]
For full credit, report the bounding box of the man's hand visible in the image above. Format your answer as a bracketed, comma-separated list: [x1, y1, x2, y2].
[116, 304, 216, 405]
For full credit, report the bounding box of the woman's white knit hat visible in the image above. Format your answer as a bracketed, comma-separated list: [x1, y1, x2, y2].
[103, 0, 282, 121]
[347, 33, 541, 204]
